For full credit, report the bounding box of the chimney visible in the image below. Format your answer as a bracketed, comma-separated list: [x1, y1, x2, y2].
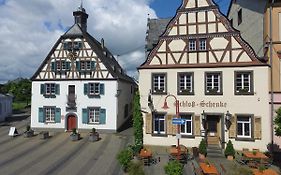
[101, 38, 105, 49]
[73, 6, 89, 32]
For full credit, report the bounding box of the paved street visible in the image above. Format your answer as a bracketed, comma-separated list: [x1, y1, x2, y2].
[0, 116, 133, 175]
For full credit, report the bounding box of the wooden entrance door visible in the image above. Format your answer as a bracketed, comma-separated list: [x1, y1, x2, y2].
[67, 115, 77, 131]
[207, 116, 220, 145]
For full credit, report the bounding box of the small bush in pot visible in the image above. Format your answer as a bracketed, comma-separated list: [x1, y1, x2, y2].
[24, 125, 34, 138]
[70, 128, 80, 141]
[224, 140, 235, 160]
[89, 128, 99, 142]
[199, 139, 207, 159]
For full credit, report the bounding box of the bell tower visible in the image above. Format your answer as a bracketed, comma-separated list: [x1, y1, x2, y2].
[73, 1, 88, 32]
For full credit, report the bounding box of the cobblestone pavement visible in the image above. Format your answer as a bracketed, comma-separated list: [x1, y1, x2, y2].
[0, 115, 133, 175]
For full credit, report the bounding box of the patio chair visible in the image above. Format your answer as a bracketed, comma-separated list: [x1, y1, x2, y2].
[235, 154, 247, 165]
[219, 163, 227, 175]
[247, 160, 258, 169]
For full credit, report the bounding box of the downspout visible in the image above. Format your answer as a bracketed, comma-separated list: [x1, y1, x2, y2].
[270, 0, 275, 154]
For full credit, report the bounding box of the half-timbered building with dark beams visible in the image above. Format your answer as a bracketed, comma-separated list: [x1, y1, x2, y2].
[139, 0, 271, 151]
[31, 6, 135, 132]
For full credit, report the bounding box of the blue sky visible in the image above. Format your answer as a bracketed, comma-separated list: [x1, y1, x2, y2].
[150, 0, 231, 18]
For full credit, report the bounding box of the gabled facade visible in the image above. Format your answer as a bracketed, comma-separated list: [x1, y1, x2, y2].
[31, 6, 135, 132]
[0, 94, 13, 122]
[139, 0, 270, 151]
[228, 0, 281, 152]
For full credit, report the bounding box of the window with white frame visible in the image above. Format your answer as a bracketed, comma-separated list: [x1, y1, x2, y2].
[237, 116, 251, 138]
[205, 72, 222, 94]
[89, 108, 100, 124]
[178, 73, 193, 95]
[45, 84, 56, 95]
[152, 73, 166, 94]
[153, 114, 165, 134]
[189, 39, 196, 51]
[199, 39, 206, 50]
[45, 107, 55, 122]
[89, 83, 100, 95]
[180, 114, 192, 135]
[235, 71, 253, 94]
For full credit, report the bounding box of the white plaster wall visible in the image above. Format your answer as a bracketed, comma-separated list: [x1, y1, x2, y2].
[31, 80, 118, 131]
[139, 66, 270, 151]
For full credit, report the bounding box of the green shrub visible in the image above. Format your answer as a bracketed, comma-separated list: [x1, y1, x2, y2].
[117, 148, 133, 172]
[199, 139, 207, 156]
[71, 128, 77, 135]
[164, 160, 183, 175]
[224, 140, 235, 157]
[228, 164, 253, 175]
[128, 161, 145, 175]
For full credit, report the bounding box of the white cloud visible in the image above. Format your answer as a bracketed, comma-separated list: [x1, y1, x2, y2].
[0, 0, 157, 83]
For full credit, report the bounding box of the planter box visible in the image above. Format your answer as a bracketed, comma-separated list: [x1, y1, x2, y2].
[227, 155, 234, 161]
[88, 133, 99, 142]
[199, 153, 206, 160]
[70, 133, 80, 141]
[24, 130, 34, 138]
[40, 131, 49, 139]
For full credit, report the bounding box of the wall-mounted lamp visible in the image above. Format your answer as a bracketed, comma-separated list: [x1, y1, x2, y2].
[225, 111, 232, 121]
[225, 111, 232, 130]
[201, 110, 206, 121]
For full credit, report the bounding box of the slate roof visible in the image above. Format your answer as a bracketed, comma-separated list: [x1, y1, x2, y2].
[146, 18, 171, 52]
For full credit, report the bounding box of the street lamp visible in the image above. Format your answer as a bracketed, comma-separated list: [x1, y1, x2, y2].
[162, 94, 180, 161]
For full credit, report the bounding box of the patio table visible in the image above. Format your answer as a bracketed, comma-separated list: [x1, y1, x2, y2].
[139, 148, 152, 158]
[199, 162, 219, 175]
[243, 151, 268, 159]
[252, 169, 278, 175]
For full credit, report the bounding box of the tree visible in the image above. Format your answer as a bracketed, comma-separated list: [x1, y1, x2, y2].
[132, 91, 143, 153]
[274, 107, 281, 136]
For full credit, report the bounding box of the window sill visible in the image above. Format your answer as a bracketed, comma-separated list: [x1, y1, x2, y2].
[235, 137, 255, 142]
[235, 92, 254, 96]
[152, 133, 167, 137]
[181, 135, 195, 139]
[177, 92, 194, 96]
[88, 94, 101, 98]
[43, 94, 56, 98]
[152, 91, 167, 95]
[205, 92, 223, 96]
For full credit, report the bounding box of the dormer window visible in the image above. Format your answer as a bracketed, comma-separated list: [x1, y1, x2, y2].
[51, 60, 70, 72]
[63, 41, 82, 52]
[189, 39, 196, 51]
[76, 60, 95, 72]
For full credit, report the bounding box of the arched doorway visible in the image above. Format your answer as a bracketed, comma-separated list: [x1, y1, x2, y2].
[67, 115, 77, 131]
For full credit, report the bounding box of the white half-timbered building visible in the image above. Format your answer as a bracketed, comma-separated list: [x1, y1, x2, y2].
[31, 6, 135, 132]
[139, 0, 271, 151]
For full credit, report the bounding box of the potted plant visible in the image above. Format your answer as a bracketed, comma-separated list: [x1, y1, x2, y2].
[224, 140, 235, 160]
[199, 139, 207, 160]
[258, 165, 266, 173]
[88, 128, 99, 142]
[252, 150, 257, 156]
[24, 125, 34, 138]
[70, 128, 80, 141]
